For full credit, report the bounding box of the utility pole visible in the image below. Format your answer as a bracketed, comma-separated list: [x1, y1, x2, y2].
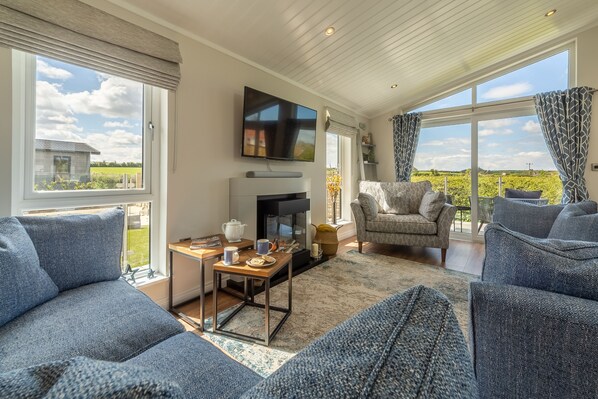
[526, 162, 533, 176]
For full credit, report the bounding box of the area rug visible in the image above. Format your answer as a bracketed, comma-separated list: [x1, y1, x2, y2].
[202, 250, 477, 377]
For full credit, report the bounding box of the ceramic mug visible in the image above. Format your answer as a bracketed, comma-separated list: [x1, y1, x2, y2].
[256, 239, 274, 255]
[223, 246, 239, 265]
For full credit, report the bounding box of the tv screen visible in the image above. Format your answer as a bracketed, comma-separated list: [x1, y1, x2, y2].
[242, 86, 317, 162]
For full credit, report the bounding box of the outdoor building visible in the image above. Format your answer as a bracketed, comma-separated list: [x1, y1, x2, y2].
[34, 139, 100, 185]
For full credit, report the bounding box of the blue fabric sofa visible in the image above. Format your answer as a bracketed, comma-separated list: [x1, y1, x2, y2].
[472, 197, 598, 399]
[0, 209, 479, 398]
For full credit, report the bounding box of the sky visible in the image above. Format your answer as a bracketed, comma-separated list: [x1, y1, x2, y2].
[412, 50, 568, 171]
[35, 56, 143, 163]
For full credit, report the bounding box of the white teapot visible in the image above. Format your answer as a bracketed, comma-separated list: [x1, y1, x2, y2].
[221, 219, 247, 243]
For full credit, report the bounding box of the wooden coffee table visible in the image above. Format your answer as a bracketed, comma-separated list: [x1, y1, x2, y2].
[212, 251, 292, 346]
[168, 235, 253, 331]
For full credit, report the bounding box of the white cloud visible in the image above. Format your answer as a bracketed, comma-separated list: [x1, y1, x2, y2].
[522, 120, 541, 133]
[481, 82, 533, 100]
[414, 153, 470, 171]
[36, 60, 73, 80]
[66, 75, 143, 119]
[87, 130, 143, 163]
[103, 121, 135, 128]
[35, 81, 83, 141]
[479, 129, 495, 137]
[421, 138, 470, 147]
[479, 119, 516, 129]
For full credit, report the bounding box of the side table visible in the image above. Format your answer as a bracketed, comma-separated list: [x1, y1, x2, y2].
[212, 251, 292, 346]
[168, 235, 253, 331]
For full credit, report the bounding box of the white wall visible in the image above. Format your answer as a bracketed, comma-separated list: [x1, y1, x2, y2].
[577, 26, 598, 200]
[0, 46, 11, 216]
[372, 25, 598, 198]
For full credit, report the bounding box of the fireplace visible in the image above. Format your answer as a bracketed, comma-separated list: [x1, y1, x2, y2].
[257, 194, 311, 268]
[228, 177, 325, 292]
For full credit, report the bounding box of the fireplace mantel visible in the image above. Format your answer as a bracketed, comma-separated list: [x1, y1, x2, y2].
[229, 177, 311, 245]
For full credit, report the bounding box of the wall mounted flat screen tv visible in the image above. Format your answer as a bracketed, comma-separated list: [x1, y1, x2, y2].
[242, 86, 317, 162]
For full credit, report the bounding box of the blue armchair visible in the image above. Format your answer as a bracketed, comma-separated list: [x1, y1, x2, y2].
[471, 223, 598, 399]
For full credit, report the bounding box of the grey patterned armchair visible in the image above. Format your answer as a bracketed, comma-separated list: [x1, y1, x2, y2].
[351, 181, 456, 262]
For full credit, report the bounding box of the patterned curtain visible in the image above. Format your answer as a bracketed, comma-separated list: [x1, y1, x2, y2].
[392, 113, 422, 182]
[534, 87, 594, 203]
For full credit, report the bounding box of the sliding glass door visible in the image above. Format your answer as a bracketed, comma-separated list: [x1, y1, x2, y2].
[412, 121, 474, 237]
[474, 114, 561, 237]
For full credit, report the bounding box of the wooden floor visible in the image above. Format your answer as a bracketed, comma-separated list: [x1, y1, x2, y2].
[337, 236, 485, 276]
[175, 236, 484, 329]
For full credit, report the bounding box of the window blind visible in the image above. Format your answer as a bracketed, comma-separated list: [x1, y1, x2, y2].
[325, 107, 358, 137]
[0, 0, 182, 90]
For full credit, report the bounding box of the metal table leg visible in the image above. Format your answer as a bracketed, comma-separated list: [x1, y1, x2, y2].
[213, 268, 218, 332]
[199, 259, 205, 331]
[265, 278, 270, 346]
[168, 250, 174, 310]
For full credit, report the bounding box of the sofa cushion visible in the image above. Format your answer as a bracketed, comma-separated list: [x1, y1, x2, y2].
[484, 224, 598, 301]
[548, 203, 598, 242]
[358, 192, 379, 220]
[492, 196, 598, 238]
[0, 218, 59, 328]
[419, 190, 446, 221]
[242, 286, 478, 399]
[470, 282, 598, 399]
[386, 192, 410, 215]
[0, 279, 184, 372]
[17, 208, 125, 292]
[366, 213, 437, 235]
[504, 188, 542, 199]
[0, 356, 183, 399]
[359, 180, 432, 214]
[128, 332, 262, 398]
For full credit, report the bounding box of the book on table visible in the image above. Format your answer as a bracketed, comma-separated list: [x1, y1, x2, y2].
[190, 235, 222, 249]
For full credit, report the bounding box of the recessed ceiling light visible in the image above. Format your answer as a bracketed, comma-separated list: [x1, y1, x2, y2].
[390, 84, 398, 89]
[324, 26, 336, 36]
[545, 9, 557, 17]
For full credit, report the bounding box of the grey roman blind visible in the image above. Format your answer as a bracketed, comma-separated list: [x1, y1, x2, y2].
[325, 107, 358, 137]
[0, 0, 182, 90]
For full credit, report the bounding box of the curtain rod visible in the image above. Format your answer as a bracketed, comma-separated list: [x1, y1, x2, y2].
[387, 89, 598, 121]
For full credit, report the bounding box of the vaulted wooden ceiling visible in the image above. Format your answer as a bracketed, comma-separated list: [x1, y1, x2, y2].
[111, 0, 598, 117]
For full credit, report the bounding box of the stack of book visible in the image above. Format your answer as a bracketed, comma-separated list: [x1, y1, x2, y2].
[190, 235, 222, 250]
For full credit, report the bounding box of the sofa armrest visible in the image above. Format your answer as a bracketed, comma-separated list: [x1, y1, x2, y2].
[470, 282, 598, 399]
[436, 204, 457, 241]
[483, 223, 598, 301]
[350, 200, 367, 240]
[242, 286, 478, 398]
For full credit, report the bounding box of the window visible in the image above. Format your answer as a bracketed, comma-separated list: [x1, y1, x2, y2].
[13, 51, 162, 275]
[412, 122, 473, 233]
[326, 132, 353, 224]
[477, 51, 569, 103]
[409, 46, 571, 239]
[412, 88, 472, 113]
[326, 133, 342, 222]
[53, 156, 71, 180]
[32, 55, 145, 193]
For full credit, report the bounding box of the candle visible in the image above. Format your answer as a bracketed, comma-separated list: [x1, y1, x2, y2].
[311, 243, 319, 257]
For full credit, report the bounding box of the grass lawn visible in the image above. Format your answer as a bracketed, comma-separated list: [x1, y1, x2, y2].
[91, 167, 142, 176]
[127, 226, 150, 269]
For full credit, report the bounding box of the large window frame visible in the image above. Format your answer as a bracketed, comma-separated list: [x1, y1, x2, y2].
[11, 50, 164, 276]
[408, 42, 574, 241]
